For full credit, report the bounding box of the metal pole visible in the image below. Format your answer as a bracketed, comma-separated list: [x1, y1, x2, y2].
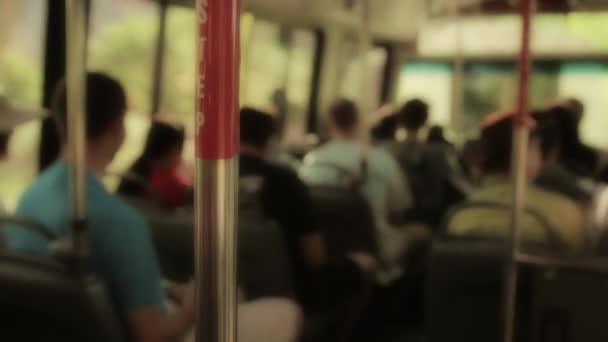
[503, 0, 534, 341]
[195, 1, 240, 342]
[359, 0, 372, 142]
[151, 0, 169, 115]
[450, 0, 465, 144]
[65, 0, 88, 258]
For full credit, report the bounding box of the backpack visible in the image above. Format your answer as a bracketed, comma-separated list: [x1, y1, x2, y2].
[237, 175, 294, 301]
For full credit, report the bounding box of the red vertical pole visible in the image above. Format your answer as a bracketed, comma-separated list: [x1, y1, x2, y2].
[503, 0, 534, 341]
[195, 1, 240, 342]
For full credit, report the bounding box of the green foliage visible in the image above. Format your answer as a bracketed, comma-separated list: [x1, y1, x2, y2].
[0, 51, 41, 106]
[89, 11, 157, 114]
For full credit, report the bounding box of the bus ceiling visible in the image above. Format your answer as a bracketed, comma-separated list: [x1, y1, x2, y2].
[152, 0, 426, 41]
[430, 0, 608, 17]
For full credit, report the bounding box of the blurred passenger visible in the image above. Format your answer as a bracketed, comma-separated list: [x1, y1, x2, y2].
[386, 99, 462, 228]
[532, 110, 592, 203]
[447, 111, 586, 250]
[371, 112, 398, 144]
[118, 121, 191, 208]
[238, 108, 327, 304]
[5, 73, 195, 341]
[300, 99, 423, 273]
[0, 96, 45, 214]
[459, 139, 483, 185]
[548, 102, 599, 178]
[427, 125, 454, 151]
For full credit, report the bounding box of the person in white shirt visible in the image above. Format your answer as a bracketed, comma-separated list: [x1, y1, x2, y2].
[300, 99, 429, 280]
[0, 96, 45, 214]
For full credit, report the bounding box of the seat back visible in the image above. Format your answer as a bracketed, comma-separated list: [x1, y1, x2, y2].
[426, 237, 533, 342]
[0, 217, 126, 341]
[526, 256, 608, 342]
[238, 217, 294, 301]
[0, 252, 125, 341]
[309, 186, 377, 259]
[238, 176, 295, 300]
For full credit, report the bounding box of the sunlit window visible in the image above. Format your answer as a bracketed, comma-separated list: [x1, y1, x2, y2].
[89, 0, 158, 175]
[0, 0, 44, 211]
[396, 62, 452, 129]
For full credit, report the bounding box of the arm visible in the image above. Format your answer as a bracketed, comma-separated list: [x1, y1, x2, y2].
[128, 302, 194, 342]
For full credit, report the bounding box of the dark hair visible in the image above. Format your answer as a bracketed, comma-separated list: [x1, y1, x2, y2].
[427, 125, 447, 144]
[399, 99, 428, 131]
[118, 122, 185, 197]
[480, 112, 539, 174]
[0, 133, 9, 157]
[531, 109, 561, 161]
[329, 99, 359, 131]
[51, 72, 127, 141]
[371, 113, 398, 142]
[546, 104, 598, 176]
[240, 107, 276, 149]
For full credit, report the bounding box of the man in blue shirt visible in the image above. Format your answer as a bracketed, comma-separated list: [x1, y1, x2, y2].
[5, 73, 194, 342]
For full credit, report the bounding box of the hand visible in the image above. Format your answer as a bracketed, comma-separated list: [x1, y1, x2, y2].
[179, 281, 196, 323]
[348, 252, 377, 274]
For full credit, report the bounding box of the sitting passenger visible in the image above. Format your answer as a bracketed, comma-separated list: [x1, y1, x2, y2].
[118, 121, 191, 208]
[385, 99, 462, 227]
[550, 101, 599, 178]
[533, 109, 592, 203]
[238, 108, 327, 305]
[4, 73, 195, 341]
[0, 96, 45, 214]
[300, 99, 422, 271]
[447, 111, 586, 250]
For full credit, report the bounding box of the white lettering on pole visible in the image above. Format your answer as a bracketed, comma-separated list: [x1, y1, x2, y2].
[197, 0, 208, 129]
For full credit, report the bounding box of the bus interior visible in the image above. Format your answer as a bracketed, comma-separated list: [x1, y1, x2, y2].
[1, 0, 608, 341]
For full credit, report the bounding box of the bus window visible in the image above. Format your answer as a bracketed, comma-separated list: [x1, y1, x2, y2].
[340, 44, 389, 113]
[558, 63, 608, 150]
[282, 29, 315, 147]
[242, 21, 317, 147]
[0, 0, 44, 211]
[396, 62, 452, 129]
[89, 0, 158, 176]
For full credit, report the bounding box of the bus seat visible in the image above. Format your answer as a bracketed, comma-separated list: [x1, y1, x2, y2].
[144, 211, 195, 282]
[238, 216, 294, 301]
[527, 257, 608, 342]
[309, 186, 378, 259]
[425, 237, 533, 342]
[0, 217, 125, 341]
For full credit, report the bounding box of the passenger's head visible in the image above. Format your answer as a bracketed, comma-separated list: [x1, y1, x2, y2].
[327, 99, 359, 139]
[371, 113, 398, 143]
[427, 125, 447, 144]
[399, 99, 428, 133]
[480, 111, 541, 180]
[51, 72, 127, 166]
[563, 98, 584, 124]
[240, 107, 276, 156]
[140, 121, 186, 170]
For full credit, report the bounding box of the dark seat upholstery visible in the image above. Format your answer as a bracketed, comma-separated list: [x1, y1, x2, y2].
[425, 237, 533, 342]
[0, 217, 125, 341]
[309, 186, 378, 259]
[238, 217, 294, 301]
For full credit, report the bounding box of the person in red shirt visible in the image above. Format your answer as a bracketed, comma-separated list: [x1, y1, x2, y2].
[118, 121, 191, 208]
